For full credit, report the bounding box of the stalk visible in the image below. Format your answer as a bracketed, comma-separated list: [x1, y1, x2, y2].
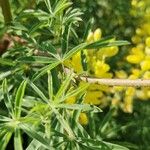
[64, 68, 150, 87]
[0, 0, 12, 25]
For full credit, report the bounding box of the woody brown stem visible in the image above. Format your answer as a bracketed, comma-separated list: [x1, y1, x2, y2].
[64, 68, 150, 87]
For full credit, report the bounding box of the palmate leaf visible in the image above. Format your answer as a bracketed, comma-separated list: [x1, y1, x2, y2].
[32, 37, 129, 81]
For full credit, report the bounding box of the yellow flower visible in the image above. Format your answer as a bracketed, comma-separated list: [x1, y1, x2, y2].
[143, 71, 150, 79]
[84, 91, 103, 105]
[131, 69, 141, 77]
[94, 61, 110, 77]
[131, 47, 143, 54]
[123, 96, 133, 113]
[97, 46, 118, 58]
[86, 31, 94, 43]
[126, 54, 144, 64]
[113, 86, 124, 92]
[115, 70, 127, 79]
[136, 90, 147, 100]
[93, 28, 102, 41]
[79, 113, 88, 125]
[125, 87, 135, 96]
[140, 60, 150, 71]
[71, 52, 83, 73]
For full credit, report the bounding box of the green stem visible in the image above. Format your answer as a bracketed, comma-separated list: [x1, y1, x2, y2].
[0, 0, 12, 25]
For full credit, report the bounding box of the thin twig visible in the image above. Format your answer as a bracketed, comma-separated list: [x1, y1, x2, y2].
[64, 68, 150, 87]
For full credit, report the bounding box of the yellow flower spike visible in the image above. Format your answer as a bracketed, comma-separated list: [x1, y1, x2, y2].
[79, 113, 88, 125]
[126, 54, 144, 64]
[128, 74, 139, 79]
[93, 28, 102, 41]
[136, 90, 147, 100]
[107, 46, 119, 57]
[71, 52, 83, 73]
[115, 70, 128, 79]
[98, 46, 119, 58]
[99, 73, 113, 78]
[97, 48, 107, 59]
[86, 31, 94, 43]
[123, 97, 133, 113]
[125, 87, 135, 96]
[145, 37, 150, 47]
[140, 60, 150, 71]
[131, 69, 141, 77]
[131, 47, 144, 55]
[143, 71, 150, 79]
[143, 23, 150, 35]
[113, 86, 124, 92]
[94, 61, 110, 77]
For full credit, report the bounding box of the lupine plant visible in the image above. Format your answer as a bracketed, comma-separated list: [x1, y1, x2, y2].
[1, 0, 150, 150]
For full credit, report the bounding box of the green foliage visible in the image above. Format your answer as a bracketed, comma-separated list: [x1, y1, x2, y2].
[1, 0, 146, 150]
